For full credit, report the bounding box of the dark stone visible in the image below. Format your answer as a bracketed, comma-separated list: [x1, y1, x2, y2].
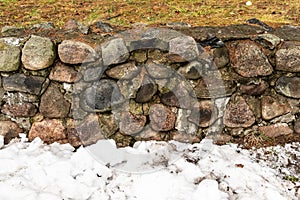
[1, 26, 24, 37]
[95, 21, 114, 32]
[224, 95, 256, 128]
[294, 119, 300, 134]
[246, 18, 274, 32]
[239, 81, 268, 96]
[212, 46, 230, 68]
[189, 100, 218, 128]
[255, 34, 281, 50]
[119, 112, 147, 135]
[276, 41, 300, 72]
[2, 103, 37, 117]
[226, 40, 273, 77]
[31, 22, 55, 30]
[276, 76, 300, 98]
[82, 79, 123, 112]
[82, 61, 104, 82]
[200, 36, 224, 48]
[136, 75, 157, 103]
[0, 120, 22, 144]
[40, 83, 71, 118]
[149, 104, 176, 131]
[177, 60, 208, 79]
[3, 74, 45, 95]
[160, 91, 180, 107]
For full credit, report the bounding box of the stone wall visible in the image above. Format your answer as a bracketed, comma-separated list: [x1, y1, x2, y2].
[0, 23, 299, 147]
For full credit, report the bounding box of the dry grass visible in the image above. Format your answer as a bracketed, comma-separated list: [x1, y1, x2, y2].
[0, 0, 299, 28]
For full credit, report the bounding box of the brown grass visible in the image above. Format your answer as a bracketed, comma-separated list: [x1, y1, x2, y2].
[0, 0, 299, 28]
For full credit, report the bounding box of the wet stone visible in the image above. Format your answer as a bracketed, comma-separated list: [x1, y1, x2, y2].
[149, 104, 176, 131]
[258, 123, 293, 138]
[119, 112, 147, 135]
[168, 35, 199, 62]
[28, 119, 67, 144]
[239, 81, 268, 96]
[106, 62, 139, 80]
[3, 74, 45, 95]
[224, 95, 256, 128]
[275, 76, 300, 98]
[82, 79, 123, 112]
[261, 95, 291, 120]
[276, 41, 300, 72]
[2, 103, 37, 117]
[58, 40, 97, 64]
[49, 62, 80, 83]
[226, 40, 273, 77]
[102, 38, 129, 66]
[0, 120, 22, 144]
[40, 83, 71, 118]
[22, 35, 56, 70]
[0, 40, 20, 72]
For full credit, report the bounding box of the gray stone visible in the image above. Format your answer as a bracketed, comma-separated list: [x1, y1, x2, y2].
[166, 22, 191, 28]
[3, 74, 45, 95]
[40, 83, 71, 118]
[0, 120, 22, 144]
[177, 60, 206, 79]
[240, 81, 268, 96]
[75, 114, 104, 146]
[64, 20, 89, 34]
[31, 22, 55, 30]
[276, 41, 300, 72]
[119, 112, 147, 135]
[82, 79, 123, 112]
[149, 104, 176, 131]
[28, 119, 67, 144]
[58, 40, 97, 64]
[2, 103, 37, 117]
[255, 34, 281, 49]
[136, 75, 157, 103]
[0, 40, 20, 72]
[189, 100, 218, 128]
[261, 95, 291, 120]
[258, 123, 293, 138]
[145, 62, 174, 79]
[276, 76, 300, 98]
[49, 62, 80, 83]
[168, 36, 199, 62]
[212, 47, 230, 68]
[227, 40, 273, 77]
[22, 35, 56, 70]
[224, 95, 256, 128]
[94, 21, 113, 33]
[294, 119, 300, 134]
[1, 26, 24, 37]
[81, 61, 104, 82]
[102, 38, 129, 66]
[106, 62, 139, 79]
[175, 109, 198, 134]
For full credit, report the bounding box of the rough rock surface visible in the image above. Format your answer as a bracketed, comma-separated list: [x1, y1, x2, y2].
[189, 100, 218, 128]
[0, 40, 20, 71]
[255, 34, 281, 49]
[98, 113, 118, 138]
[294, 119, 300, 134]
[3, 74, 45, 95]
[102, 38, 129, 66]
[261, 95, 291, 120]
[149, 104, 176, 131]
[22, 35, 55, 70]
[28, 119, 67, 143]
[227, 40, 273, 77]
[135, 76, 157, 103]
[224, 95, 255, 128]
[0, 121, 22, 144]
[258, 123, 293, 138]
[275, 76, 300, 98]
[119, 112, 147, 135]
[106, 62, 139, 79]
[49, 62, 80, 83]
[40, 83, 70, 118]
[145, 62, 174, 79]
[2, 103, 37, 117]
[58, 40, 97, 64]
[240, 81, 268, 96]
[276, 41, 300, 72]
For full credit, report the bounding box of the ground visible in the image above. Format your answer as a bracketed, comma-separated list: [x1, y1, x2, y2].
[0, 0, 299, 28]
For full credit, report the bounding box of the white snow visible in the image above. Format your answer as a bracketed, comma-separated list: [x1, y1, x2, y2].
[0, 137, 298, 200]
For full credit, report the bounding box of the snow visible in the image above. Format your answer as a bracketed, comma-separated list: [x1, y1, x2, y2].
[0, 137, 299, 200]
